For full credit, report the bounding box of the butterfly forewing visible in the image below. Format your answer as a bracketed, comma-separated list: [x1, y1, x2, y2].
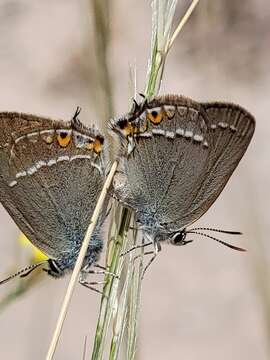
[111, 95, 255, 232]
[0, 112, 106, 260]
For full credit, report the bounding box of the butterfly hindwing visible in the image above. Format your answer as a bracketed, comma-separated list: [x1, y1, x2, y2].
[170, 101, 255, 229]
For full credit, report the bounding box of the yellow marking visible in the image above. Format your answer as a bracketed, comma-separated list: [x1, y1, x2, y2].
[93, 138, 103, 154]
[86, 141, 94, 150]
[133, 127, 139, 134]
[19, 233, 48, 261]
[45, 135, 54, 144]
[122, 122, 134, 137]
[147, 110, 163, 124]
[133, 122, 148, 134]
[57, 133, 71, 147]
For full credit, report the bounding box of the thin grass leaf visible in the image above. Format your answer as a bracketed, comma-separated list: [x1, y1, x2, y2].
[128, 62, 137, 102]
[91, 206, 132, 359]
[109, 248, 134, 359]
[145, 0, 180, 97]
[126, 237, 144, 360]
[166, 0, 201, 52]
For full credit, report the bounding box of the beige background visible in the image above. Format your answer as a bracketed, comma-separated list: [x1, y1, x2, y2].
[0, 1, 269, 359]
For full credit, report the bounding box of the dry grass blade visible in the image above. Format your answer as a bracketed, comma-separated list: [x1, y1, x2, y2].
[126, 229, 144, 360]
[145, 0, 201, 98]
[167, 0, 201, 52]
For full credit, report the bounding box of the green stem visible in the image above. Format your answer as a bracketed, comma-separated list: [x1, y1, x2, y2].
[126, 249, 144, 360]
[91, 206, 132, 359]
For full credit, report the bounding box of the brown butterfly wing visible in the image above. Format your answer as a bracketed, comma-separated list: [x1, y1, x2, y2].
[0, 112, 105, 259]
[168, 101, 255, 229]
[112, 95, 255, 232]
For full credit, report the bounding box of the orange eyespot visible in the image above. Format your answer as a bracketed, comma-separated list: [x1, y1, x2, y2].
[147, 110, 163, 124]
[57, 132, 71, 147]
[93, 136, 104, 154]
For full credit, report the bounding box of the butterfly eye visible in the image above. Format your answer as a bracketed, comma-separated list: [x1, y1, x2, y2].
[147, 108, 163, 124]
[116, 119, 133, 137]
[118, 119, 128, 129]
[44, 259, 62, 278]
[171, 231, 186, 245]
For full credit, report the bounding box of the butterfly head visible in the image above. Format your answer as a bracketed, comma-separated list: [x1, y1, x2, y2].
[136, 209, 189, 246]
[109, 100, 148, 140]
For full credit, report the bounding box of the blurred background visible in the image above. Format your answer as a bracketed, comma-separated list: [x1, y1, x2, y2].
[0, 0, 269, 359]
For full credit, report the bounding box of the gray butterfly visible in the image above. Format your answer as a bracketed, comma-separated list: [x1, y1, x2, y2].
[110, 95, 255, 269]
[0, 108, 109, 286]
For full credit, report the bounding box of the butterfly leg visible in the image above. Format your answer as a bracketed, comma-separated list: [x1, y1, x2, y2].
[79, 279, 105, 295]
[93, 264, 119, 278]
[104, 203, 112, 218]
[79, 273, 106, 295]
[141, 241, 161, 279]
[87, 268, 119, 279]
[131, 250, 155, 263]
[120, 241, 153, 257]
[82, 264, 119, 279]
[94, 264, 107, 270]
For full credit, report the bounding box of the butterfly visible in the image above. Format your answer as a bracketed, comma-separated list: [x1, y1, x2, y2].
[110, 94, 255, 271]
[0, 108, 109, 287]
